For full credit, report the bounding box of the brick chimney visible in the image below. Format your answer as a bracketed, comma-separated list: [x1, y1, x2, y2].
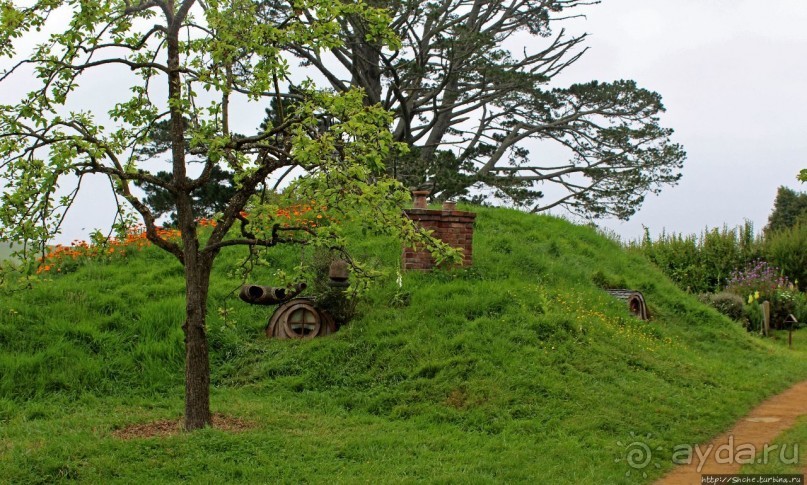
[403, 194, 476, 271]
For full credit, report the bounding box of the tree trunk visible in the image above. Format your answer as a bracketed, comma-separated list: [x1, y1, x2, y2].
[182, 256, 213, 430]
[418, 78, 460, 166]
[163, 6, 213, 431]
[348, 21, 382, 105]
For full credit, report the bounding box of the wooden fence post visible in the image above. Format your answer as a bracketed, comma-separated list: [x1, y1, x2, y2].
[761, 301, 771, 337]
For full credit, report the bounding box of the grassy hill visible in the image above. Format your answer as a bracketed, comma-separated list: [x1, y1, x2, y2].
[1, 206, 805, 483]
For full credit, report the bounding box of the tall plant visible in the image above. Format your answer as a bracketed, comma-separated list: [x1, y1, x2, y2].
[633, 222, 760, 293]
[764, 223, 807, 292]
[0, 0, 457, 430]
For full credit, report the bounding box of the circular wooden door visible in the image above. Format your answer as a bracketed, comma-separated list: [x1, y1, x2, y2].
[265, 299, 339, 339]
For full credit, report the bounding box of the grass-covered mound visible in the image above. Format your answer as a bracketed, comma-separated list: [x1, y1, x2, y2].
[1, 206, 806, 484]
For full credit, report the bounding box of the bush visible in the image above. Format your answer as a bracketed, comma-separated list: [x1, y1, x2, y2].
[793, 292, 807, 326]
[725, 260, 787, 299]
[764, 222, 807, 291]
[725, 260, 800, 329]
[744, 301, 764, 333]
[698, 292, 746, 322]
[630, 222, 760, 293]
[771, 289, 802, 328]
[306, 248, 357, 325]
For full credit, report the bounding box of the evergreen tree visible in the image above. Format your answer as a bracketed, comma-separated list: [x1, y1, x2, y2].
[766, 186, 807, 234]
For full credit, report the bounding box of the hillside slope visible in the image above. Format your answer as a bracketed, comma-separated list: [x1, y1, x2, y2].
[1, 206, 805, 484]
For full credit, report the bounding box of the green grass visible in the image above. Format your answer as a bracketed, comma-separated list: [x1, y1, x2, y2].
[738, 328, 807, 476]
[740, 416, 806, 475]
[1, 206, 807, 483]
[769, 326, 807, 350]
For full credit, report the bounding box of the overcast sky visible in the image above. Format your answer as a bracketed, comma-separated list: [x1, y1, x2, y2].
[559, 0, 807, 240]
[2, 1, 806, 244]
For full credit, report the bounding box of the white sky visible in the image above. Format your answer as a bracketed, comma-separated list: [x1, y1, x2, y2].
[2, 0, 806, 243]
[558, 0, 807, 240]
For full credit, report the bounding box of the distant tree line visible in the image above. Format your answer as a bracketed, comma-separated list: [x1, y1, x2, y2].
[630, 186, 807, 328]
[631, 186, 807, 294]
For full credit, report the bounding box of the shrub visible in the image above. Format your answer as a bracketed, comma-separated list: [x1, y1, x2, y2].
[630, 222, 760, 293]
[35, 224, 181, 275]
[744, 301, 764, 333]
[726, 260, 788, 299]
[726, 260, 798, 329]
[698, 292, 746, 322]
[771, 289, 802, 328]
[764, 222, 807, 291]
[793, 292, 807, 326]
[306, 248, 358, 325]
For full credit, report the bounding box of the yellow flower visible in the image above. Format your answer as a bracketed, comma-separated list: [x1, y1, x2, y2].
[748, 294, 754, 304]
[754, 290, 760, 300]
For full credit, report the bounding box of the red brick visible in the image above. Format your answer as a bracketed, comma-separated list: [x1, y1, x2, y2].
[402, 207, 476, 271]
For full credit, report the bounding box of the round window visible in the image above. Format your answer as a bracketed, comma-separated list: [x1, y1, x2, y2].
[282, 304, 321, 339]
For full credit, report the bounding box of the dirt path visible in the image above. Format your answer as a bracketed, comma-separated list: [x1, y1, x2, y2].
[656, 380, 807, 484]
